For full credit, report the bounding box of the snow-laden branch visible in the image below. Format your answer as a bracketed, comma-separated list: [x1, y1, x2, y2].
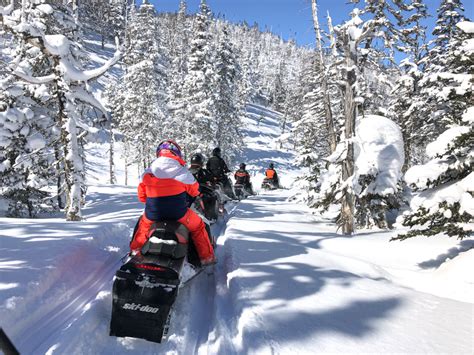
[13, 70, 56, 84]
[60, 44, 122, 82]
[69, 86, 108, 116]
[0, 0, 13, 16]
[5, 20, 122, 84]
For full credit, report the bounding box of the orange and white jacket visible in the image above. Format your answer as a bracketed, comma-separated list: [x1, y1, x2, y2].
[138, 151, 199, 221]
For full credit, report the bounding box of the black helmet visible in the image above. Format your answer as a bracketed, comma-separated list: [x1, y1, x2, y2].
[212, 147, 221, 157]
[191, 153, 204, 166]
[239, 163, 246, 169]
[269, 163, 274, 169]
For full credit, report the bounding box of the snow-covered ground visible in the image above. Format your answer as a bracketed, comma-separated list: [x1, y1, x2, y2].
[0, 104, 473, 354]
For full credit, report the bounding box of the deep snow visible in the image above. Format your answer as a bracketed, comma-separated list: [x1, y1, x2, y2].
[0, 103, 473, 354]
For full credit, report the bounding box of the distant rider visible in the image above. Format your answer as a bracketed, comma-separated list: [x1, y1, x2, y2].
[206, 147, 235, 198]
[130, 140, 215, 266]
[265, 163, 279, 188]
[234, 163, 253, 194]
[189, 153, 214, 185]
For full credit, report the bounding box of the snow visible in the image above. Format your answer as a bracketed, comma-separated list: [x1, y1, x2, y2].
[149, 236, 177, 245]
[407, 172, 474, 216]
[26, 132, 46, 151]
[0, 1, 13, 16]
[457, 20, 474, 34]
[426, 125, 470, 158]
[36, 4, 54, 15]
[44, 34, 71, 56]
[355, 115, 404, 195]
[0, 103, 472, 354]
[462, 106, 474, 123]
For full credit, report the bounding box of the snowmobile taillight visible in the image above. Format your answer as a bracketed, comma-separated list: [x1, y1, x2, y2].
[135, 264, 164, 271]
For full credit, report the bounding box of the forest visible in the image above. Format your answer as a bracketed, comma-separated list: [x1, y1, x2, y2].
[0, 0, 472, 240]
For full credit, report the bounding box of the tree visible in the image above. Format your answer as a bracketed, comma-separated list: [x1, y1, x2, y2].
[333, 8, 377, 234]
[179, 0, 216, 156]
[393, 21, 473, 241]
[167, 0, 190, 147]
[2, 1, 120, 220]
[390, 0, 429, 172]
[117, 1, 168, 172]
[416, 0, 467, 149]
[213, 23, 243, 162]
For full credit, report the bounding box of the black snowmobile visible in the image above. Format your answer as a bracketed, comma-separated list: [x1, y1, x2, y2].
[261, 178, 278, 190]
[196, 183, 224, 222]
[109, 221, 211, 343]
[234, 183, 253, 200]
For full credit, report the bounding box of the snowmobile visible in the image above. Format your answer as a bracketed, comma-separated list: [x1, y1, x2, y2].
[234, 183, 253, 200]
[261, 178, 278, 190]
[109, 220, 213, 343]
[195, 183, 224, 222]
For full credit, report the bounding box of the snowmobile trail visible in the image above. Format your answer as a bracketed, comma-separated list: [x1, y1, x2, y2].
[7, 248, 121, 354]
[210, 190, 473, 354]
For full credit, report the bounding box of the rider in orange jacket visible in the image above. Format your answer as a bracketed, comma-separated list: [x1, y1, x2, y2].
[265, 163, 279, 187]
[130, 140, 215, 266]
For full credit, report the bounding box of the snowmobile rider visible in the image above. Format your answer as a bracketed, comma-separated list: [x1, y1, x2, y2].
[130, 140, 215, 266]
[265, 163, 279, 187]
[234, 163, 253, 194]
[206, 147, 235, 198]
[189, 153, 214, 185]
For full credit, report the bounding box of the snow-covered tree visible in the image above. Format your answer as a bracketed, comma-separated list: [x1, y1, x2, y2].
[393, 21, 474, 241]
[390, 0, 429, 171]
[416, 0, 468, 149]
[79, 0, 127, 48]
[179, 0, 216, 156]
[117, 1, 168, 171]
[213, 23, 243, 162]
[167, 0, 190, 146]
[2, 1, 120, 220]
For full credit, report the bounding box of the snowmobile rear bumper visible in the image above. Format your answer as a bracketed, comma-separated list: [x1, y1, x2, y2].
[110, 268, 179, 343]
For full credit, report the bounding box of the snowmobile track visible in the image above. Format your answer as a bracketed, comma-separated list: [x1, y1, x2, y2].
[11, 253, 121, 354]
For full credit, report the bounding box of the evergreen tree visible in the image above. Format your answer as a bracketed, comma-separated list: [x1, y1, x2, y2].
[2, 1, 120, 220]
[167, 0, 190, 147]
[213, 23, 243, 162]
[118, 1, 168, 170]
[180, 0, 216, 155]
[390, 0, 429, 171]
[393, 20, 473, 241]
[417, 0, 468, 148]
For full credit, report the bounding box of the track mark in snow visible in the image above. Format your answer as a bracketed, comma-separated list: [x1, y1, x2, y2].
[7, 248, 122, 354]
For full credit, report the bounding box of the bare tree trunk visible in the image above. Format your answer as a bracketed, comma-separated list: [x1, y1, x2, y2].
[340, 33, 358, 235]
[321, 76, 337, 152]
[124, 160, 128, 186]
[311, 0, 337, 153]
[124, 143, 129, 186]
[109, 120, 116, 184]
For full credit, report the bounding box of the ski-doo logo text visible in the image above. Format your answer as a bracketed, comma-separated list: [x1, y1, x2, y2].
[122, 303, 159, 313]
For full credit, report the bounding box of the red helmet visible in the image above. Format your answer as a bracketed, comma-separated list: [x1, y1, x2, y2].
[156, 139, 182, 158]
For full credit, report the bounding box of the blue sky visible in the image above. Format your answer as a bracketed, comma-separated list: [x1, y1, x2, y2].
[149, 0, 473, 48]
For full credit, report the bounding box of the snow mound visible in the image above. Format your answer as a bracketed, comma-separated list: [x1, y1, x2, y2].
[44, 35, 70, 56]
[426, 125, 470, 158]
[457, 20, 474, 34]
[408, 172, 474, 216]
[462, 106, 474, 123]
[355, 115, 404, 195]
